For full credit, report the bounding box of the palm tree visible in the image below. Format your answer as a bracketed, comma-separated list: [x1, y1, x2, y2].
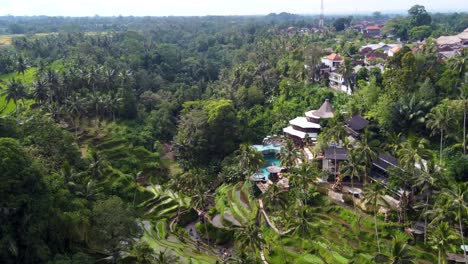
[292, 162, 315, 206]
[32, 78, 49, 105]
[154, 249, 180, 264]
[66, 95, 85, 138]
[235, 222, 265, 261]
[338, 58, 354, 93]
[131, 171, 143, 207]
[16, 54, 28, 75]
[412, 166, 439, 244]
[440, 182, 468, 263]
[398, 136, 431, 173]
[428, 222, 458, 264]
[354, 130, 379, 183]
[459, 83, 468, 156]
[263, 183, 289, 216]
[88, 150, 107, 179]
[1, 78, 28, 119]
[375, 234, 415, 264]
[364, 181, 388, 253]
[426, 107, 454, 164]
[235, 144, 264, 178]
[127, 241, 156, 264]
[342, 148, 366, 211]
[278, 139, 298, 168]
[323, 123, 348, 177]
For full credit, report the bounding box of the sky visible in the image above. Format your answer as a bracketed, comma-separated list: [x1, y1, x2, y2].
[1, 0, 467, 17]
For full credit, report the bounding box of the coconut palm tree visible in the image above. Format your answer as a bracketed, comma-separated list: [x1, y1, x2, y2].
[292, 162, 315, 206]
[426, 106, 454, 164]
[127, 241, 155, 264]
[32, 78, 49, 105]
[235, 222, 265, 261]
[374, 234, 415, 264]
[322, 123, 348, 177]
[263, 183, 289, 216]
[1, 78, 28, 119]
[235, 144, 264, 178]
[428, 222, 458, 264]
[154, 249, 180, 264]
[412, 165, 439, 244]
[16, 54, 28, 75]
[459, 83, 468, 156]
[364, 181, 388, 253]
[440, 182, 468, 263]
[278, 139, 298, 168]
[66, 95, 85, 138]
[342, 148, 366, 211]
[354, 130, 379, 183]
[131, 171, 142, 207]
[398, 136, 431, 173]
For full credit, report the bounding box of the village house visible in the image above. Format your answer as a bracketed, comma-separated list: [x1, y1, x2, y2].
[362, 25, 382, 38]
[321, 53, 343, 71]
[435, 28, 468, 58]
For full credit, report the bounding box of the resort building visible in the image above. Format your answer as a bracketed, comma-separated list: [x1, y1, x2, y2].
[322, 145, 348, 176]
[283, 99, 334, 147]
[344, 115, 369, 139]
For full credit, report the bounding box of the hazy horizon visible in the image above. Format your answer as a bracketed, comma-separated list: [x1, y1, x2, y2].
[2, 0, 467, 17]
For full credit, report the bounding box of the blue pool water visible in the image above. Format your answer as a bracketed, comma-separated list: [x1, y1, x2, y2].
[254, 155, 280, 181]
[251, 144, 282, 181]
[252, 144, 282, 153]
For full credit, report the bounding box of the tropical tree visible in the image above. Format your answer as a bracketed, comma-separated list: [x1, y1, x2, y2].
[412, 165, 439, 243]
[426, 106, 454, 164]
[235, 222, 265, 261]
[428, 222, 458, 264]
[263, 183, 289, 217]
[292, 162, 316, 206]
[323, 122, 348, 177]
[354, 130, 380, 183]
[342, 148, 366, 211]
[16, 54, 28, 75]
[235, 144, 264, 178]
[459, 82, 468, 156]
[278, 139, 298, 168]
[128, 241, 156, 264]
[338, 57, 354, 92]
[364, 181, 388, 253]
[398, 136, 431, 173]
[154, 249, 180, 264]
[374, 234, 415, 264]
[1, 78, 28, 118]
[66, 95, 85, 138]
[440, 182, 468, 263]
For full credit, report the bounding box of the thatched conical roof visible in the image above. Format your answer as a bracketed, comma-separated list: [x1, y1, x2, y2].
[305, 99, 334, 119]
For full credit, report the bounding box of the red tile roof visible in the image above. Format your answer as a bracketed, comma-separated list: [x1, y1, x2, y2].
[366, 25, 380, 30]
[325, 53, 343, 61]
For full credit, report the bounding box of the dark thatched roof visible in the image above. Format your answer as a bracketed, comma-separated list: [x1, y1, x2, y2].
[345, 115, 369, 131]
[324, 147, 348, 160]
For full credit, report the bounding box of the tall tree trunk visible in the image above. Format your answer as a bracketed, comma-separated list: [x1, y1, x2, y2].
[459, 207, 467, 263]
[374, 206, 381, 253]
[424, 194, 429, 244]
[464, 103, 466, 156]
[438, 248, 441, 264]
[440, 129, 443, 165]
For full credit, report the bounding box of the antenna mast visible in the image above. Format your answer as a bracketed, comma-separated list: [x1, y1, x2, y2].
[319, 0, 324, 29]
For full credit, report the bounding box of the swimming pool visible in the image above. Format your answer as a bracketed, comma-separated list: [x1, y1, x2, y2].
[252, 144, 282, 154]
[251, 154, 281, 182]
